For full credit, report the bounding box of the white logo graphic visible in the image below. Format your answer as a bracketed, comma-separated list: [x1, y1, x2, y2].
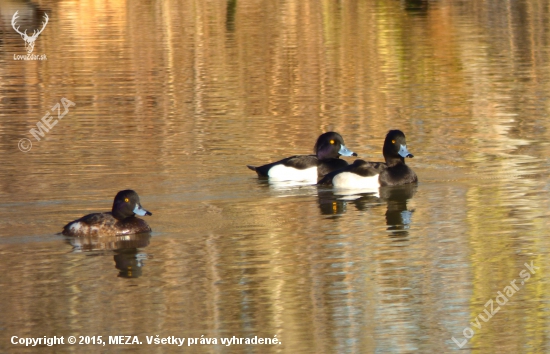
[11, 10, 48, 54]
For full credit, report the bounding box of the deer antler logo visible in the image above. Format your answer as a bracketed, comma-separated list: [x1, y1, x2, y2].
[11, 11, 49, 54]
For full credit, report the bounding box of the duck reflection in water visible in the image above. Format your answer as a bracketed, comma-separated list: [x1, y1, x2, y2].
[114, 249, 148, 278]
[317, 189, 380, 216]
[65, 232, 151, 278]
[381, 184, 417, 237]
[318, 184, 417, 237]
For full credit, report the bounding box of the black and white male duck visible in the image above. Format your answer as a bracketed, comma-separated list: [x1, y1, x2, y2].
[247, 132, 357, 182]
[318, 130, 417, 188]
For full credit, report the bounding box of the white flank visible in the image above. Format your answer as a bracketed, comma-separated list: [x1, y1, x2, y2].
[69, 222, 100, 235]
[268, 165, 318, 182]
[333, 172, 380, 190]
[69, 223, 84, 233]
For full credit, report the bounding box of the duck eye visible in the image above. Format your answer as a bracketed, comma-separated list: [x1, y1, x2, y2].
[392, 140, 396, 144]
[330, 139, 335, 145]
[124, 198, 129, 203]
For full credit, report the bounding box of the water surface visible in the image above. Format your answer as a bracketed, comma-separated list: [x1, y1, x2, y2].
[1, 0, 549, 353]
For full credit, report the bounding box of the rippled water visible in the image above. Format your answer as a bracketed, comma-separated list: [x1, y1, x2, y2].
[1, 0, 550, 353]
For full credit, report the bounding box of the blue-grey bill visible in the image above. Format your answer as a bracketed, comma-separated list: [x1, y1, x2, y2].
[133, 204, 152, 216]
[398, 144, 414, 158]
[339, 145, 358, 157]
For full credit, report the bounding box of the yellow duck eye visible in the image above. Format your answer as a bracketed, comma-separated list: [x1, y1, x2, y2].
[124, 198, 129, 202]
[329, 139, 335, 145]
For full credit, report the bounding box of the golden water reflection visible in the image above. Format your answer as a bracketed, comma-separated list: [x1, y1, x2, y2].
[0, 0, 549, 352]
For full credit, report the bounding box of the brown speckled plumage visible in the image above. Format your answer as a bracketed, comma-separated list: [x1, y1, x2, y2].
[62, 190, 152, 237]
[62, 212, 151, 237]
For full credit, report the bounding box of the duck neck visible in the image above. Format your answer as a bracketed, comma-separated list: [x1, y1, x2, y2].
[112, 207, 134, 221]
[316, 149, 337, 161]
[112, 210, 125, 221]
[385, 156, 405, 167]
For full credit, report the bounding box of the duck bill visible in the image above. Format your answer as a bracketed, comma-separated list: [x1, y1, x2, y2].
[398, 144, 414, 158]
[338, 145, 358, 157]
[133, 204, 152, 216]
